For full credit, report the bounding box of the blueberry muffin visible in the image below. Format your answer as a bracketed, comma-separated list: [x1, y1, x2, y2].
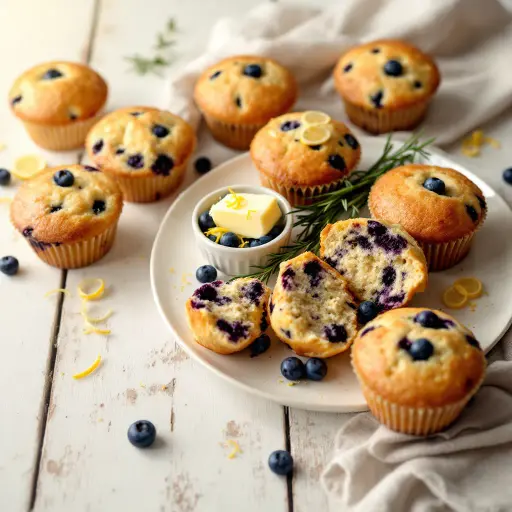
[352, 308, 485, 435]
[186, 278, 271, 355]
[269, 252, 358, 358]
[250, 112, 361, 206]
[9, 61, 107, 150]
[333, 40, 440, 134]
[320, 218, 427, 311]
[194, 55, 297, 150]
[86, 107, 196, 203]
[369, 164, 486, 270]
[10, 165, 123, 268]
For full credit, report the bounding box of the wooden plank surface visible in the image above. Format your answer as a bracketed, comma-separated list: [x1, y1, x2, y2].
[0, 1, 97, 511]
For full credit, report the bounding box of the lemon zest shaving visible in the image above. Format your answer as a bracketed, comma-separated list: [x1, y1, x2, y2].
[45, 288, 70, 298]
[73, 355, 102, 379]
[205, 226, 230, 243]
[461, 130, 500, 158]
[227, 439, 242, 459]
[78, 278, 105, 301]
[169, 267, 175, 274]
[81, 304, 113, 324]
[442, 285, 468, 309]
[225, 188, 246, 209]
[140, 382, 146, 388]
[246, 209, 256, 220]
[83, 321, 111, 335]
[161, 385, 168, 391]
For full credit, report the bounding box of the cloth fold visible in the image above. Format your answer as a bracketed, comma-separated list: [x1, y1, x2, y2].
[168, 0, 512, 145]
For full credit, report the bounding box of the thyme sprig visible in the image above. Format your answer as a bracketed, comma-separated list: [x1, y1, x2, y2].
[238, 133, 434, 283]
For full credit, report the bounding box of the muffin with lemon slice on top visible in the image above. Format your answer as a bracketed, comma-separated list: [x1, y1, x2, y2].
[250, 111, 361, 206]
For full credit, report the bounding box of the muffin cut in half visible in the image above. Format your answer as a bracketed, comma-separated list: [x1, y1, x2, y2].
[269, 252, 358, 358]
[320, 218, 428, 311]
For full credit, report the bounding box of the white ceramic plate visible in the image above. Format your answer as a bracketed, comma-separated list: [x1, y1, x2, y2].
[151, 137, 512, 412]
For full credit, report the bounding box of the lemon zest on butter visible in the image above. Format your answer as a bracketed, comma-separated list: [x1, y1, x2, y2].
[227, 439, 242, 459]
[225, 188, 246, 210]
[45, 288, 70, 298]
[246, 209, 256, 220]
[78, 278, 105, 301]
[73, 355, 102, 379]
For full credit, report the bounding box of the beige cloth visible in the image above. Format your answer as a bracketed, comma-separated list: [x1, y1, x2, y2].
[168, 0, 512, 145]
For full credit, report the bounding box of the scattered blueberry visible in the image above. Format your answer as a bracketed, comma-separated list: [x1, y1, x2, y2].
[53, 170, 74, 187]
[0, 168, 11, 186]
[196, 265, 217, 283]
[267, 225, 284, 239]
[466, 335, 481, 350]
[384, 60, 403, 77]
[250, 334, 271, 358]
[503, 168, 512, 185]
[92, 139, 104, 154]
[466, 204, 478, 222]
[11, 95, 22, 106]
[127, 420, 156, 448]
[209, 70, 222, 80]
[243, 64, 263, 78]
[343, 63, 353, 73]
[42, 68, 63, 80]
[414, 80, 422, 89]
[423, 177, 446, 195]
[344, 134, 359, 150]
[357, 301, 379, 324]
[127, 154, 144, 169]
[0, 256, 19, 276]
[198, 211, 215, 232]
[370, 90, 384, 108]
[249, 236, 273, 247]
[151, 155, 174, 176]
[323, 324, 347, 343]
[305, 358, 327, 381]
[327, 154, 347, 171]
[281, 120, 301, 132]
[408, 338, 434, 361]
[219, 232, 240, 248]
[92, 200, 106, 215]
[268, 450, 293, 476]
[195, 157, 212, 174]
[281, 357, 305, 381]
[152, 124, 169, 138]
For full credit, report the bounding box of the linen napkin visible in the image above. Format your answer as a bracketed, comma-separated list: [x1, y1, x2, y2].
[168, 0, 512, 146]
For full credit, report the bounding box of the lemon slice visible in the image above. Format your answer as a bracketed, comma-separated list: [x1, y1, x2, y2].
[442, 285, 468, 309]
[453, 277, 483, 299]
[78, 278, 105, 301]
[12, 154, 47, 179]
[301, 111, 331, 126]
[73, 355, 102, 379]
[300, 125, 331, 146]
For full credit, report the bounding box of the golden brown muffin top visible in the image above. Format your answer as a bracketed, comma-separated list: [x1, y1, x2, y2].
[352, 307, 485, 408]
[334, 40, 440, 111]
[250, 112, 361, 187]
[194, 55, 297, 125]
[86, 107, 196, 178]
[369, 164, 486, 244]
[9, 61, 108, 125]
[11, 165, 123, 244]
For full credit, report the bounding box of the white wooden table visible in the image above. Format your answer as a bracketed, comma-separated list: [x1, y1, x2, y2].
[1, 1, 511, 511]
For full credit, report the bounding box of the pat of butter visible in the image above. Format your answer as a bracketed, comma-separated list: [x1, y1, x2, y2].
[210, 193, 282, 239]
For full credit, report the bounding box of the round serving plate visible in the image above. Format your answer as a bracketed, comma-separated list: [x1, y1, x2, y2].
[150, 136, 512, 412]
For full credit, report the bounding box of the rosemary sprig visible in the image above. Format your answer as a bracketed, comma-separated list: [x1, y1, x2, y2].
[125, 18, 178, 76]
[238, 133, 434, 283]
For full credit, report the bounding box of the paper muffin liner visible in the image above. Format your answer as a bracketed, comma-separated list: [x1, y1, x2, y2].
[201, 113, 264, 151]
[24, 223, 118, 269]
[342, 99, 429, 135]
[21, 112, 104, 151]
[105, 161, 188, 203]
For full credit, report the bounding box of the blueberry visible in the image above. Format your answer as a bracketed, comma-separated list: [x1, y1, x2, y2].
[280, 120, 301, 132]
[151, 155, 174, 176]
[327, 154, 347, 171]
[466, 204, 479, 222]
[198, 211, 215, 232]
[0, 256, 19, 276]
[268, 450, 293, 476]
[69, 112, 78, 120]
[267, 225, 284, 239]
[92, 200, 106, 215]
[207, 234, 217, 243]
[249, 236, 273, 247]
[127, 154, 144, 169]
[216, 319, 248, 343]
[382, 266, 396, 286]
[304, 260, 323, 287]
[305, 358, 327, 381]
[414, 310, 443, 329]
[42, 68, 63, 80]
[280, 357, 305, 381]
[0, 168, 11, 186]
[323, 324, 347, 343]
[243, 64, 263, 78]
[152, 124, 169, 138]
[195, 157, 212, 174]
[370, 90, 384, 108]
[219, 232, 240, 248]
[209, 70, 222, 80]
[344, 134, 359, 150]
[384, 60, 403, 77]
[398, 337, 411, 351]
[409, 338, 434, 361]
[127, 420, 156, 448]
[357, 301, 379, 324]
[196, 265, 217, 283]
[11, 95, 22, 106]
[53, 170, 74, 187]
[250, 334, 271, 358]
[503, 167, 512, 185]
[281, 267, 296, 290]
[92, 139, 104, 154]
[343, 63, 353, 73]
[423, 177, 445, 195]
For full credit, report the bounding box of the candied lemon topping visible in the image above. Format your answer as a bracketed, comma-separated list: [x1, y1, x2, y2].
[78, 278, 105, 301]
[73, 355, 102, 379]
[12, 154, 47, 179]
[461, 130, 500, 158]
[44, 288, 70, 298]
[300, 124, 332, 146]
[453, 277, 483, 299]
[442, 285, 468, 309]
[301, 111, 331, 126]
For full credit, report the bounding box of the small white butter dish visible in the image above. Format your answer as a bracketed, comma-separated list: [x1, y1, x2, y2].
[192, 184, 293, 276]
